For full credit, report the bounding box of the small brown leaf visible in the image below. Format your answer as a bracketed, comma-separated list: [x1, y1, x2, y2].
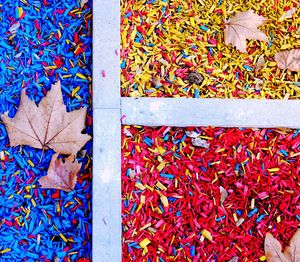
[1, 81, 91, 155]
[152, 76, 161, 87]
[274, 49, 300, 72]
[187, 72, 204, 85]
[284, 229, 300, 261]
[38, 153, 81, 192]
[224, 10, 268, 53]
[255, 55, 266, 71]
[264, 232, 291, 262]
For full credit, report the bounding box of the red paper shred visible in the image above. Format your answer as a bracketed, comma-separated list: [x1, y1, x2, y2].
[122, 126, 300, 261]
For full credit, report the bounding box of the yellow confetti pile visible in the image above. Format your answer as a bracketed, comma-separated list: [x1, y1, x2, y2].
[121, 0, 300, 99]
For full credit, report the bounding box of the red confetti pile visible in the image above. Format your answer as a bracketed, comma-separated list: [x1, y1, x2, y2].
[122, 126, 300, 261]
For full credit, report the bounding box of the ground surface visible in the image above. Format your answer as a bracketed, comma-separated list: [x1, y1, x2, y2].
[120, 1, 300, 261]
[0, 1, 92, 261]
[122, 126, 300, 261]
[121, 0, 300, 98]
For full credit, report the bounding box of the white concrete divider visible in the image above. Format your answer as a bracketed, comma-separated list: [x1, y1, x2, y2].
[93, 0, 121, 261]
[93, 108, 121, 262]
[121, 97, 300, 128]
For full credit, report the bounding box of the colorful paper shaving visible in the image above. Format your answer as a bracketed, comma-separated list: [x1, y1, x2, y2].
[0, 0, 92, 261]
[122, 126, 300, 261]
[121, 0, 300, 99]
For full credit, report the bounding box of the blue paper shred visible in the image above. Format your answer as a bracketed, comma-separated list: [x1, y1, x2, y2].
[0, 0, 92, 261]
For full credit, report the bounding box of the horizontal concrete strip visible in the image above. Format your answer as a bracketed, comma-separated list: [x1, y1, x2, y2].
[121, 97, 300, 128]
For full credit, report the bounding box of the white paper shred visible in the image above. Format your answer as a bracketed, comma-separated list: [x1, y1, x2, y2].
[163, 127, 171, 136]
[135, 165, 141, 174]
[124, 128, 133, 138]
[33, 54, 41, 60]
[136, 66, 142, 75]
[279, 7, 297, 21]
[9, 22, 20, 34]
[128, 168, 136, 179]
[81, 0, 88, 8]
[236, 218, 245, 227]
[220, 186, 229, 205]
[228, 257, 239, 262]
[192, 137, 210, 148]
[254, 78, 264, 91]
[14, 52, 22, 58]
[185, 131, 200, 138]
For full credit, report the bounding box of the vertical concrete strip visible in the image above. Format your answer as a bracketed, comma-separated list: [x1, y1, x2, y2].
[93, 109, 121, 261]
[93, 0, 120, 109]
[93, 0, 121, 260]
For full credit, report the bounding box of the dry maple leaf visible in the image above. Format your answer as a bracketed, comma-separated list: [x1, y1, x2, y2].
[224, 10, 268, 53]
[264, 229, 300, 261]
[1, 81, 91, 155]
[274, 49, 300, 72]
[38, 153, 81, 192]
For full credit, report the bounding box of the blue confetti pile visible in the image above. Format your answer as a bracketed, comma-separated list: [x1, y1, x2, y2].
[0, 0, 92, 261]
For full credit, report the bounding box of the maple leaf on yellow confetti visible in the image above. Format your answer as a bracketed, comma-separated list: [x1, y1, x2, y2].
[224, 10, 268, 53]
[274, 49, 300, 72]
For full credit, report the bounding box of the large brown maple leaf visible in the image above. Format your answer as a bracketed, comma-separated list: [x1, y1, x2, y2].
[224, 10, 268, 53]
[1, 81, 91, 155]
